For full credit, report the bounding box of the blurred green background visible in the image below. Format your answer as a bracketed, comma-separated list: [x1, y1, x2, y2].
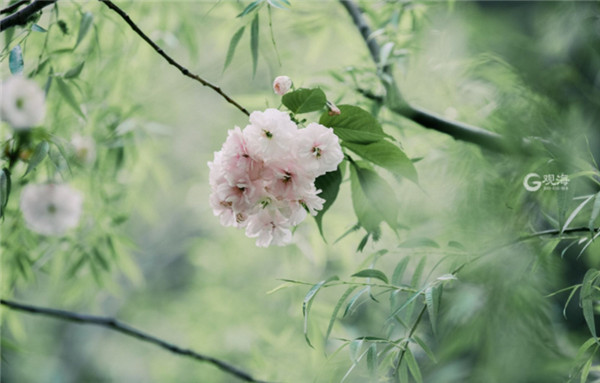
[1, 1, 599, 382]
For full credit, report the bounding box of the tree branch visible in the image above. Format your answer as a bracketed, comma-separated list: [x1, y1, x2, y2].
[1, 0, 250, 116]
[339, 0, 513, 153]
[0, 0, 32, 15]
[0, 0, 56, 31]
[97, 0, 250, 116]
[0, 299, 270, 383]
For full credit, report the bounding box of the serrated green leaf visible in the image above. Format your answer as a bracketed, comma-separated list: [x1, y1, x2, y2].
[314, 167, 343, 240]
[343, 140, 418, 183]
[303, 275, 339, 348]
[223, 26, 245, 71]
[75, 12, 93, 48]
[320, 105, 386, 144]
[352, 269, 389, 284]
[237, 0, 262, 17]
[55, 77, 85, 118]
[250, 13, 259, 77]
[9, 45, 23, 75]
[589, 192, 600, 233]
[282, 88, 327, 114]
[325, 286, 357, 345]
[64, 61, 85, 79]
[392, 258, 410, 286]
[399, 237, 439, 249]
[24, 141, 49, 177]
[580, 268, 599, 340]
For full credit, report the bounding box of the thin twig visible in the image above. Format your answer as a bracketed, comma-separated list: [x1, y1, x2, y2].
[0, 0, 31, 15]
[0, 0, 56, 31]
[97, 0, 250, 116]
[0, 299, 270, 383]
[338, 0, 513, 153]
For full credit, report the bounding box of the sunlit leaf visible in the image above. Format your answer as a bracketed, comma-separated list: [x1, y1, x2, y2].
[282, 88, 327, 114]
[320, 105, 387, 144]
[343, 140, 418, 183]
[223, 26, 245, 71]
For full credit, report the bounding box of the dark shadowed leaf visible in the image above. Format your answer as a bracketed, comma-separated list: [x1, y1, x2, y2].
[250, 13, 259, 77]
[314, 167, 342, 239]
[343, 140, 418, 183]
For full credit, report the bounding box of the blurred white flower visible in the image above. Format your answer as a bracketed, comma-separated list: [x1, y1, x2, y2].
[71, 133, 96, 164]
[20, 183, 83, 236]
[0, 76, 46, 129]
[273, 76, 292, 96]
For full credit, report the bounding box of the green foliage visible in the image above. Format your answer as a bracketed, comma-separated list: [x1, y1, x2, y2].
[313, 167, 342, 239]
[319, 105, 386, 144]
[223, 26, 245, 71]
[282, 88, 327, 114]
[9, 45, 23, 75]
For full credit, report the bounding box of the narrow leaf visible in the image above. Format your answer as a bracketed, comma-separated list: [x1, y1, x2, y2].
[425, 285, 442, 336]
[405, 348, 423, 383]
[9, 45, 23, 75]
[352, 269, 389, 284]
[589, 192, 600, 233]
[303, 275, 339, 347]
[344, 287, 369, 317]
[223, 26, 245, 71]
[367, 344, 377, 377]
[31, 24, 47, 33]
[392, 258, 410, 286]
[75, 12, 94, 48]
[24, 141, 49, 177]
[411, 257, 426, 287]
[413, 335, 437, 362]
[64, 61, 85, 79]
[580, 268, 599, 340]
[250, 13, 259, 77]
[55, 77, 85, 118]
[237, 0, 261, 17]
[399, 237, 439, 249]
[325, 286, 358, 345]
[562, 195, 594, 234]
[0, 168, 11, 218]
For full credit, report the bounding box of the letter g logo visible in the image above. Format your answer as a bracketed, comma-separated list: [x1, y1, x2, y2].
[524, 173, 541, 192]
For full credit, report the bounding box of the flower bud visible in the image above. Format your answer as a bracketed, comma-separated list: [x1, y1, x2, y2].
[326, 101, 341, 116]
[273, 76, 292, 96]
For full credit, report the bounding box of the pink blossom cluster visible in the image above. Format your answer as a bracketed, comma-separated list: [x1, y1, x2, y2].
[209, 108, 343, 247]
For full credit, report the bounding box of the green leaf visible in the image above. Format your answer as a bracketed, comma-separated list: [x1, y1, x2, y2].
[314, 167, 342, 239]
[425, 285, 442, 336]
[411, 257, 427, 287]
[64, 61, 85, 79]
[0, 168, 11, 219]
[237, 0, 262, 17]
[589, 192, 600, 233]
[223, 26, 245, 71]
[367, 343, 377, 377]
[399, 237, 439, 248]
[576, 337, 597, 361]
[75, 12, 94, 48]
[405, 348, 423, 383]
[350, 162, 398, 232]
[250, 13, 259, 77]
[267, 0, 290, 9]
[31, 24, 47, 33]
[580, 268, 599, 340]
[562, 195, 595, 234]
[320, 105, 386, 144]
[413, 335, 437, 362]
[344, 287, 368, 317]
[343, 140, 418, 183]
[391, 257, 410, 285]
[581, 357, 592, 383]
[55, 77, 85, 118]
[325, 286, 358, 345]
[282, 88, 327, 114]
[24, 141, 49, 177]
[9, 45, 23, 75]
[352, 269, 389, 284]
[303, 275, 339, 348]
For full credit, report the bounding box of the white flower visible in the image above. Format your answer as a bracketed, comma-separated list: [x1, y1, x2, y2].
[244, 108, 297, 162]
[20, 183, 83, 236]
[296, 122, 344, 176]
[0, 76, 46, 130]
[245, 208, 292, 247]
[273, 76, 292, 96]
[71, 134, 96, 164]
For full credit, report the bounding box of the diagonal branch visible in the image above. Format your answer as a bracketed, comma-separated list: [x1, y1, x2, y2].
[0, 0, 56, 31]
[0, 0, 32, 15]
[0, 299, 270, 383]
[97, 0, 250, 116]
[339, 0, 513, 153]
[0, 0, 250, 116]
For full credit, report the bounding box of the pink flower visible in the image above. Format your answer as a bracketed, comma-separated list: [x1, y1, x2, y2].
[245, 208, 292, 247]
[297, 122, 344, 176]
[245, 109, 297, 162]
[273, 76, 292, 96]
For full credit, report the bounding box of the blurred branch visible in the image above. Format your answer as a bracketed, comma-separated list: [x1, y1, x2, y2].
[339, 0, 513, 153]
[0, 0, 56, 31]
[97, 0, 250, 116]
[0, 0, 32, 15]
[0, 299, 270, 383]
